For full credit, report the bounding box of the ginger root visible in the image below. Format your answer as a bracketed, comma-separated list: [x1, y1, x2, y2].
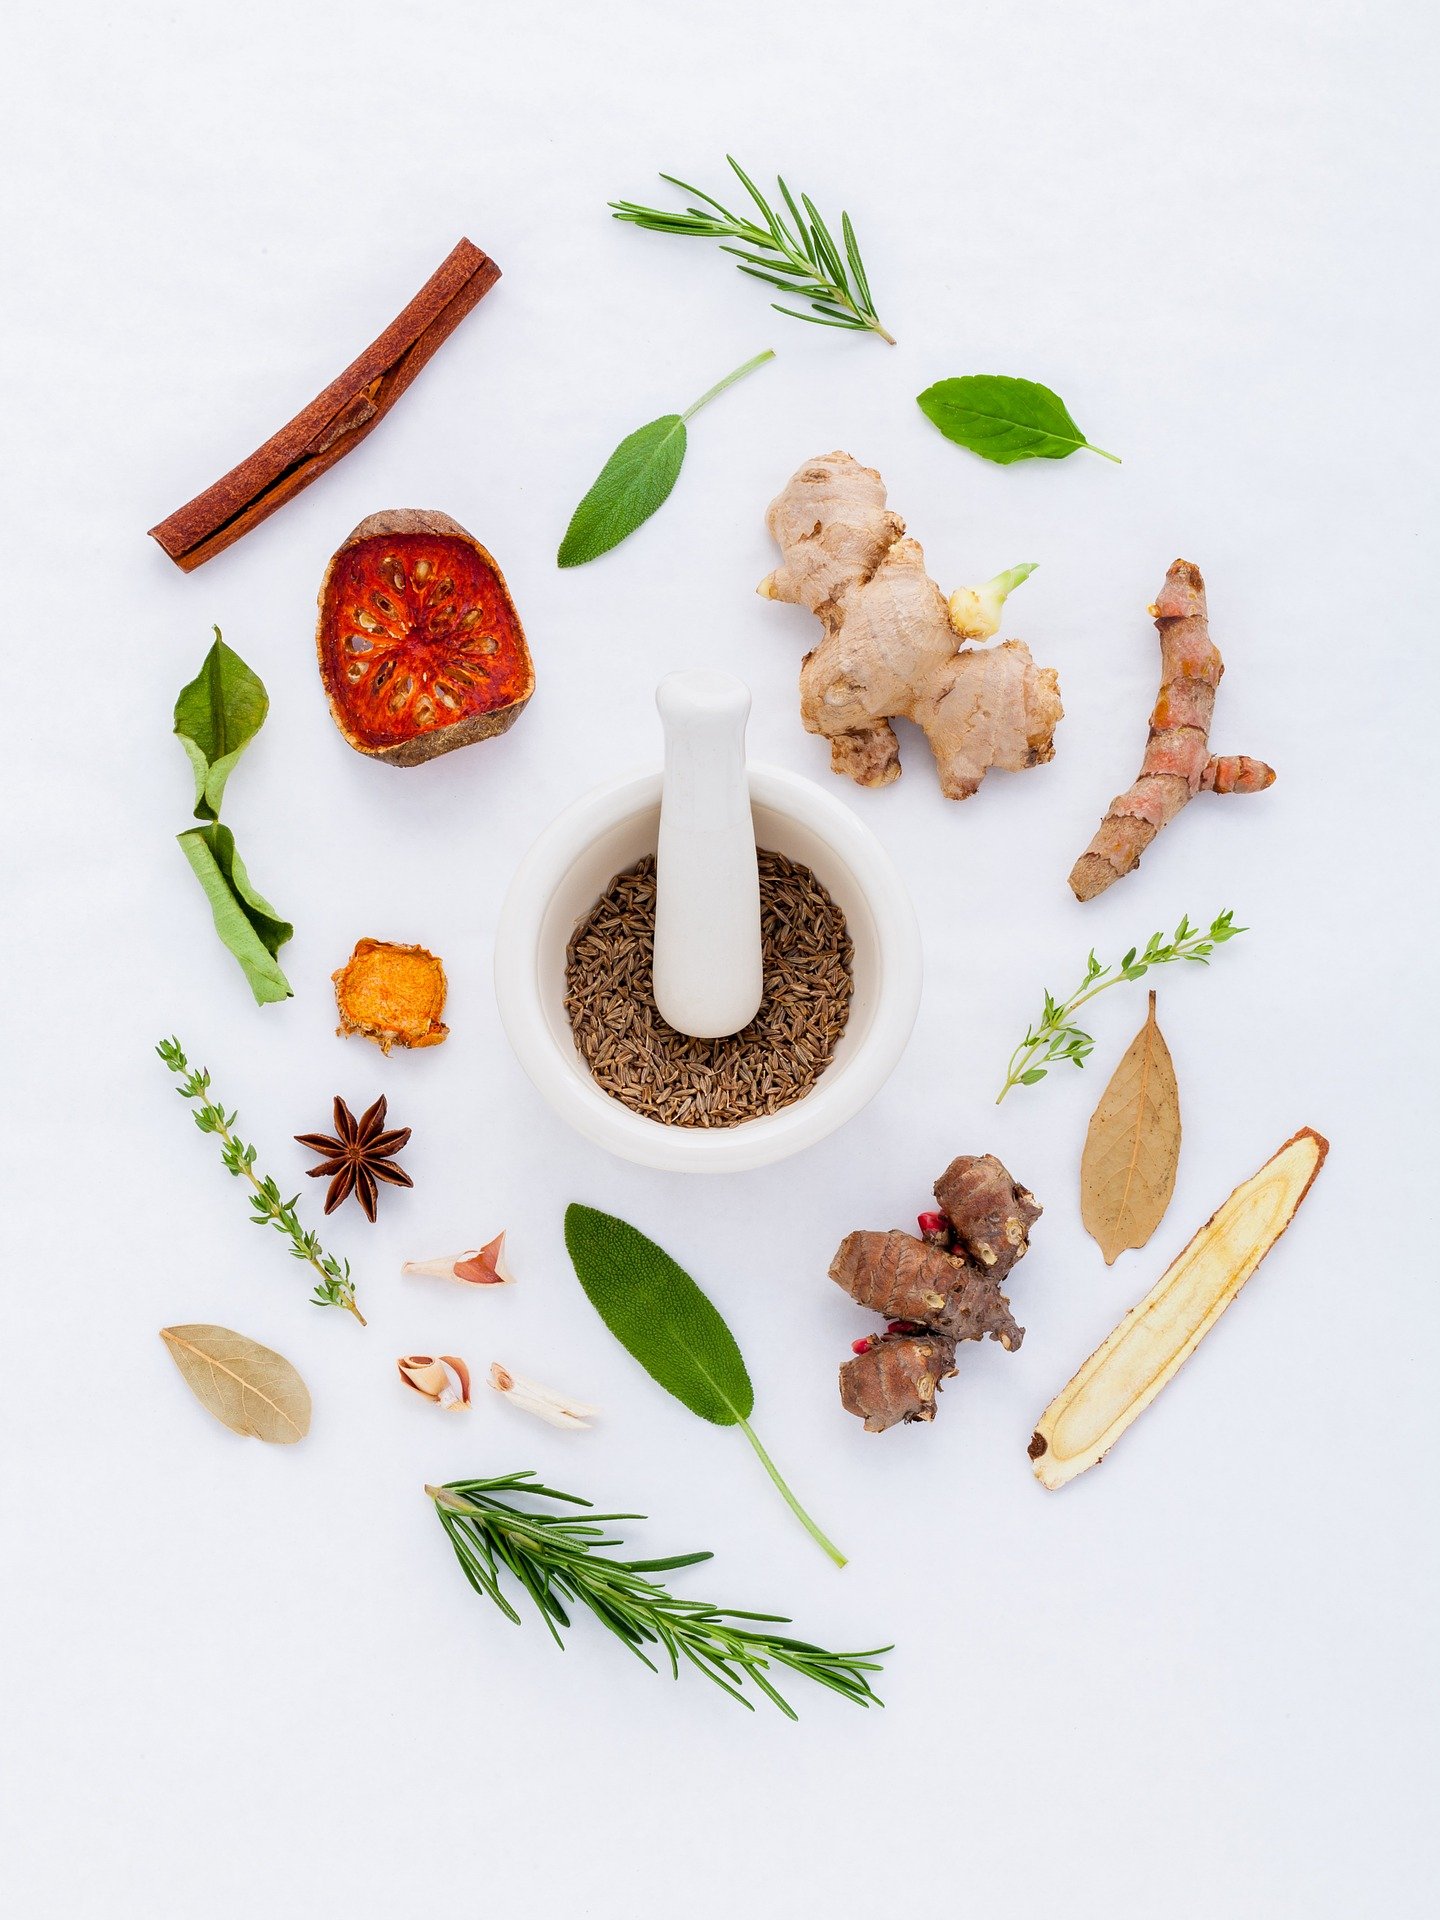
[833, 1153, 1040, 1432]
[1069, 559, 1275, 901]
[760, 452, 1062, 799]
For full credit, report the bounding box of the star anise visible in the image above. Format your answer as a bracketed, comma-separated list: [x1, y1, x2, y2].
[296, 1095, 413, 1222]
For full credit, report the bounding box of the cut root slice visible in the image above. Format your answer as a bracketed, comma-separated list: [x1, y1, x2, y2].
[1030, 1127, 1328, 1490]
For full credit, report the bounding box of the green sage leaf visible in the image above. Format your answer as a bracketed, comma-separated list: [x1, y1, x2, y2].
[173, 629, 269, 821]
[917, 374, 1120, 466]
[563, 1203, 753, 1425]
[557, 415, 688, 567]
[178, 824, 293, 1005]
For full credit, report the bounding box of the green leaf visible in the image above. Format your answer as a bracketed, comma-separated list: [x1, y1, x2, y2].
[557, 414, 688, 567]
[564, 1204, 753, 1424]
[173, 629, 269, 821]
[178, 824, 293, 1005]
[916, 374, 1120, 466]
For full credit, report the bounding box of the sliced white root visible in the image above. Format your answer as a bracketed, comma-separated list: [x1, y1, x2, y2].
[1030, 1127, 1328, 1490]
[488, 1362, 597, 1431]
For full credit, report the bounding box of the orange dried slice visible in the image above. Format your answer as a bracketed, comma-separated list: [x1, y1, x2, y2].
[333, 938, 448, 1053]
[317, 509, 533, 766]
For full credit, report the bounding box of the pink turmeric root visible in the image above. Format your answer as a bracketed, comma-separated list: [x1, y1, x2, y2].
[1069, 560, 1275, 901]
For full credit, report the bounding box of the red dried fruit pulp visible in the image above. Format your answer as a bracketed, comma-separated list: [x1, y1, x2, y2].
[317, 509, 534, 766]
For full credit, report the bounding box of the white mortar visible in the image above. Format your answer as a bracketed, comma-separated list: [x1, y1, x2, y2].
[493, 763, 922, 1171]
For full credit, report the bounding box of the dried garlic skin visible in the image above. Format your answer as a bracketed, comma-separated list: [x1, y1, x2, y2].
[334, 938, 448, 1052]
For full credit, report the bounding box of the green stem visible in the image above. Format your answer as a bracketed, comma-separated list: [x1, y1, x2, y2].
[681, 348, 775, 422]
[736, 1415, 846, 1568]
[1085, 441, 1122, 464]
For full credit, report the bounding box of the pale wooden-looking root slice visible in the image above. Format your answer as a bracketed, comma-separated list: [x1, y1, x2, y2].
[1029, 1127, 1328, 1489]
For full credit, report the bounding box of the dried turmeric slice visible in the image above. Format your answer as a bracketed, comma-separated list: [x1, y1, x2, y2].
[1030, 1127, 1327, 1488]
[333, 938, 448, 1053]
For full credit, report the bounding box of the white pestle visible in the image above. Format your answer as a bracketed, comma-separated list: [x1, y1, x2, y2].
[652, 669, 764, 1040]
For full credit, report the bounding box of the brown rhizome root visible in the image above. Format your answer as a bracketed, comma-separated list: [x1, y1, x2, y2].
[833, 1155, 1041, 1432]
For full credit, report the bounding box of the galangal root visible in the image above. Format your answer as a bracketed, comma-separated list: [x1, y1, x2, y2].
[1030, 1127, 1327, 1488]
[760, 452, 1062, 799]
[833, 1154, 1041, 1431]
[1069, 559, 1275, 900]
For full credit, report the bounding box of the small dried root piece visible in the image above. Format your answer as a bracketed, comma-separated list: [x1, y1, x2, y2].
[403, 1232, 513, 1286]
[1069, 560, 1275, 901]
[334, 938, 448, 1052]
[398, 1354, 471, 1410]
[488, 1363, 596, 1430]
[833, 1152, 1039, 1431]
[934, 1154, 1042, 1278]
[830, 1231, 1022, 1349]
[1030, 1128, 1328, 1489]
[840, 1332, 957, 1433]
[760, 452, 1061, 799]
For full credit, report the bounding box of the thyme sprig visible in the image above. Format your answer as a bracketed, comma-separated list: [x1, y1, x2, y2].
[156, 1037, 364, 1322]
[428, 1472, 888, 1718]
[611, 156, 895, 343]
[997, 912, 1245, 1103]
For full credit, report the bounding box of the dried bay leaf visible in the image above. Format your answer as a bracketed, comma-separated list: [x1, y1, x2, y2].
[160, 1324, 311, 1443]
[1080, 991, 1181, 1264]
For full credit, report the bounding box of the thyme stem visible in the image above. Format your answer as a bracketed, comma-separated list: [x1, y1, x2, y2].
[996, 912, 1246, 1103]
[156, 1037, 364, 1322]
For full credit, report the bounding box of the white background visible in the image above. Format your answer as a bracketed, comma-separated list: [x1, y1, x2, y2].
[3, 2, 1436, 1914]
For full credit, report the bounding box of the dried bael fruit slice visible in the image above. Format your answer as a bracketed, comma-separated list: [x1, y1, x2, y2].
[317, 509, 533, 766]
[334, 938, 449, 1052]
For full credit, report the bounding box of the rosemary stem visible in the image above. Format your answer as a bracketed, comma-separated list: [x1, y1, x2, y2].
[681, 348, 775, 422]
[736, 1416, 847, 1569]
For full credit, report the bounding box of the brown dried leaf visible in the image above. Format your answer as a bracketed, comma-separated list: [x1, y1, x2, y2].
[160, 1324, 311, 1443]
[1080, 991, 1181, 1264]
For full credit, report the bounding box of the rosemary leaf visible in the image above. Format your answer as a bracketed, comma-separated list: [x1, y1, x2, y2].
[611, 157, 895, 344]
[427, 1474, 889, 1717]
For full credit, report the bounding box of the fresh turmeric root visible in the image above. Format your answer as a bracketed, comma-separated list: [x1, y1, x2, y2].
[834, 1154, 1040, 1432]
[760, 452, 1063, 799]
[1069, 560, 1275, 901]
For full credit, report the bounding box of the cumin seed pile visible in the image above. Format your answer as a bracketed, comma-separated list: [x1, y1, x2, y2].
[565, 850, 854, 1128]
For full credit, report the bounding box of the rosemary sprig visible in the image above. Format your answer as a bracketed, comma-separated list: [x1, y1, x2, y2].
[996, 912, 1245, 1103]
[156, 1037, 364, 1323]
[428, 1472, 889, 1718]
[611, 156, 895, 343]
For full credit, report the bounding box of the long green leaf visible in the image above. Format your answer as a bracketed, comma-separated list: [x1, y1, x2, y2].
[178, 824, 293, 1005]
[173, 629, 269, 820]
[557, 414, 688, 568]
[917, 374, 1121, 465]
[564, 1204, 753, 1424]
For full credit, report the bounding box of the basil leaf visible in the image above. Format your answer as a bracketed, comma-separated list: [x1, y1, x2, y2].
[178, 824, 293, 1005]
[564, 1203, 754, 1425]
[173, 628, 270, 820]
[557, 415, 688, 567]
[917, 375, 1120, 465]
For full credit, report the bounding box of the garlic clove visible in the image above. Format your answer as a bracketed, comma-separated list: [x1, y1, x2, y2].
[397, 1354, 472, 1410]
[403, 1231, 514, 1286]
[487, 1362, 596, 1430]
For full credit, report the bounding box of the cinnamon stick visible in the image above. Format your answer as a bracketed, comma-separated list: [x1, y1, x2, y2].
[148, 239, 500, 571]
